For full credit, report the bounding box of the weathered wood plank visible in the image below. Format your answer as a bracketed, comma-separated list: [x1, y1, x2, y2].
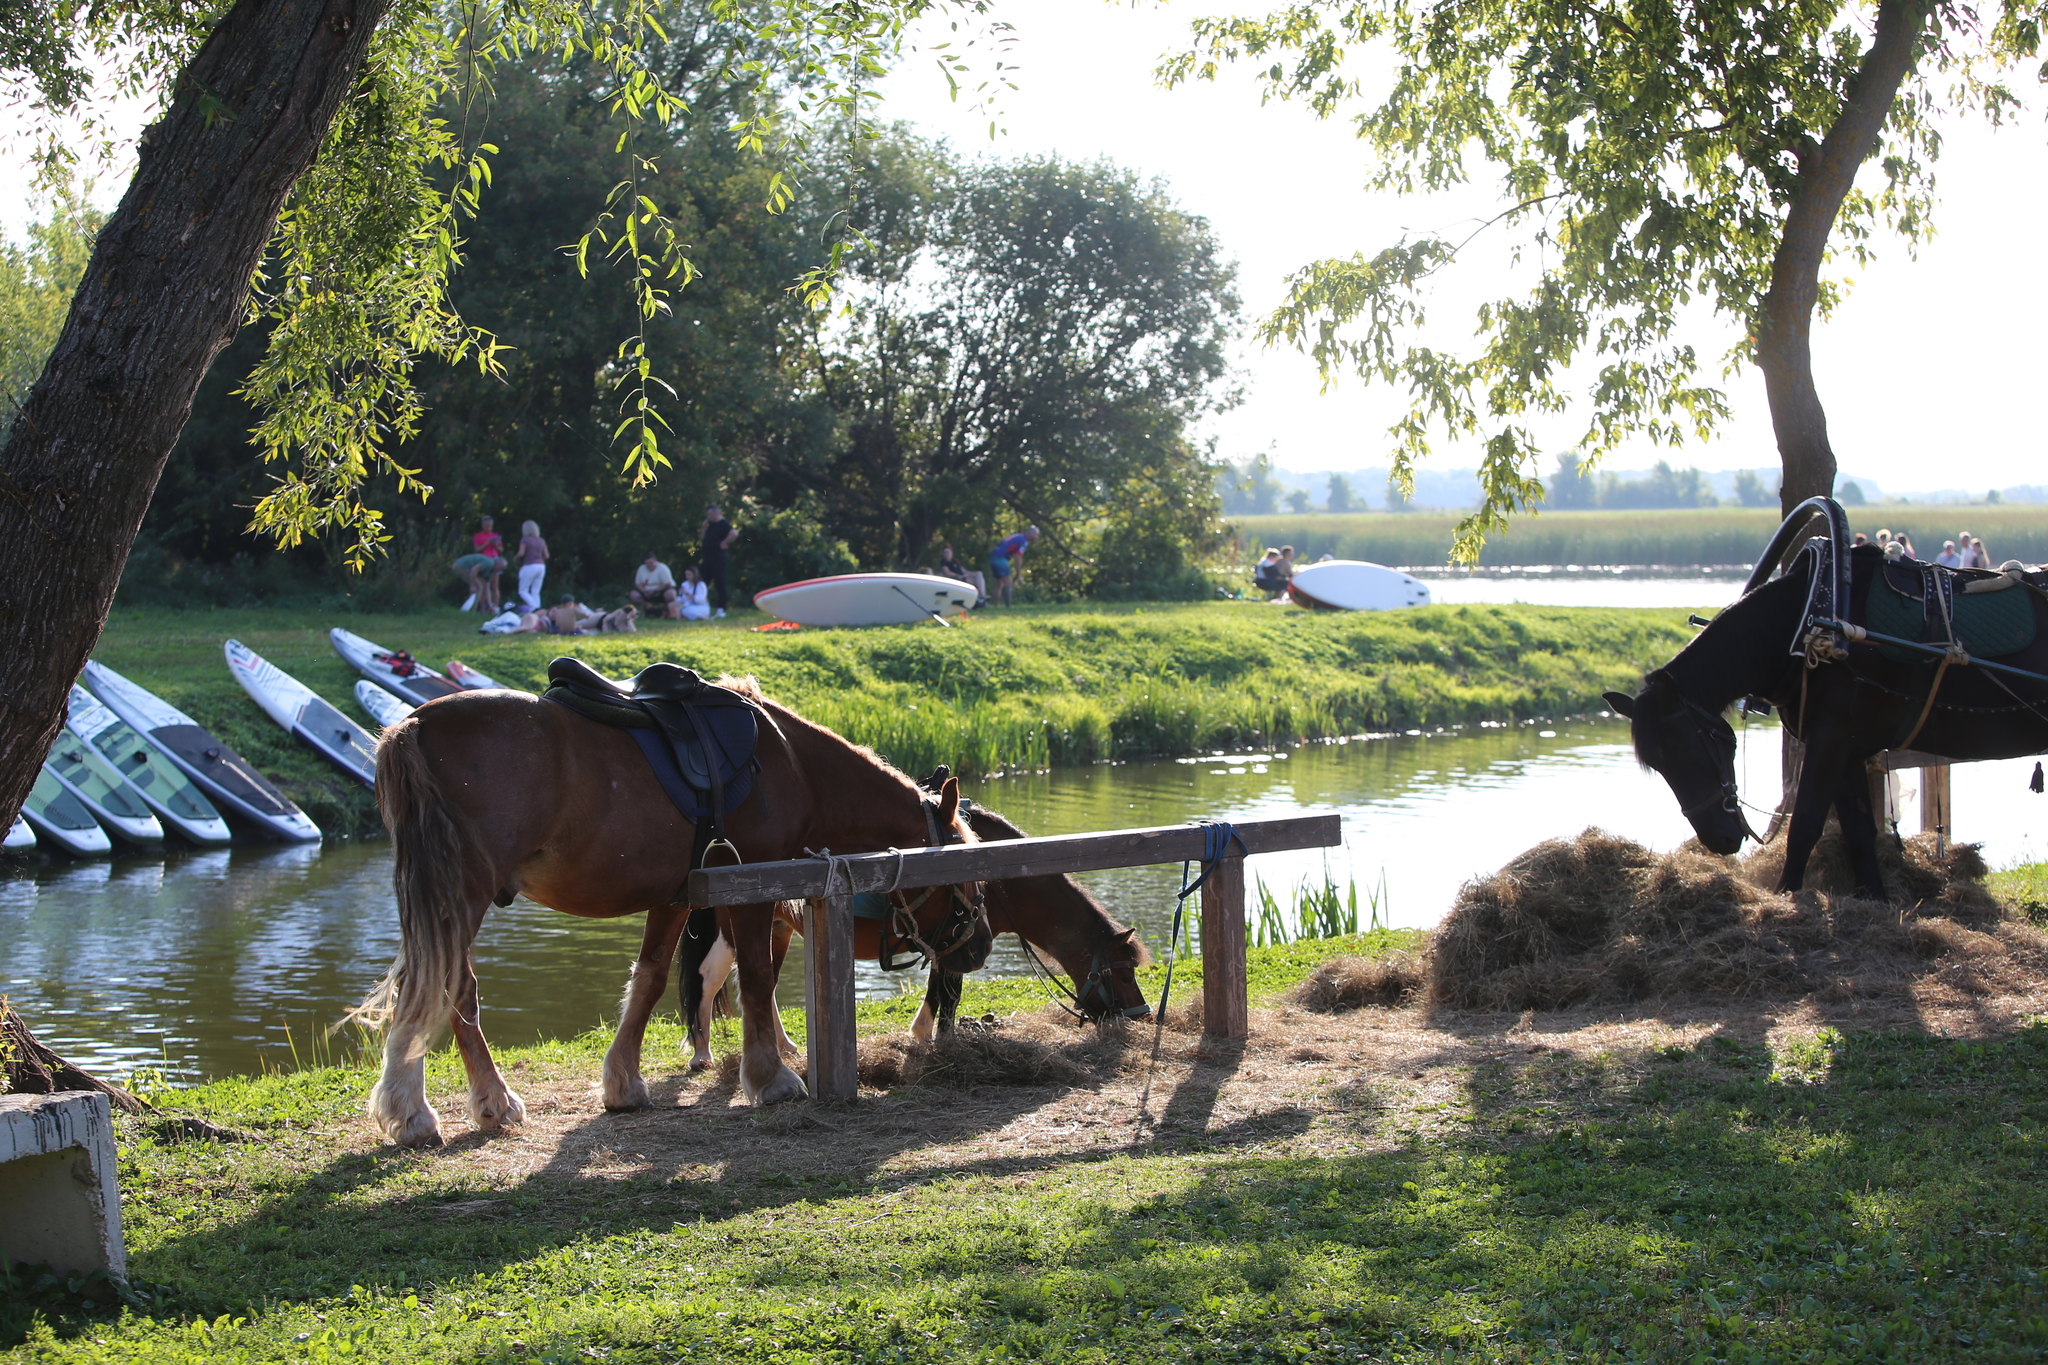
[687, 814, 1341, 905]
[1200, 853, 1249, 1040]
[1870, 749, 1955, 772]
[803, 894, 858, 1100]
[1921, 764, 1952, 854]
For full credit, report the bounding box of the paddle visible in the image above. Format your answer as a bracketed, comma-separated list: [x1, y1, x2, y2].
[891, 584, 954, 627]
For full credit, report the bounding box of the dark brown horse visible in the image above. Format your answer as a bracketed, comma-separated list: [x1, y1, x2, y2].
[673, 788, 1152, 1068]
[1609, 543, 2048, 896]
[363, 679, 985, 1146]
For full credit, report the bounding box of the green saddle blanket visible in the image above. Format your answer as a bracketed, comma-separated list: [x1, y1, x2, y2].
[1865, 569, 2038, 662]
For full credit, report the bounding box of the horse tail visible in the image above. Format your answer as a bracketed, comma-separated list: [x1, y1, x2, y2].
[351, 715, 483, 1054]
[675, 905, 721, 1050]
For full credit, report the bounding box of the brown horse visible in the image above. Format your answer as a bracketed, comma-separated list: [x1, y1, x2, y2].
[673, 791, 1153, 1068]
[363, 679, 985, 1147]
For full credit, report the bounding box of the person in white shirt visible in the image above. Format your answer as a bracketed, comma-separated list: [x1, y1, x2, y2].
[1959, 532, 1992, 569]
[677, 566, 711, 620]
[630, 553, 677, 614]
[1935, 540, 1964, 568]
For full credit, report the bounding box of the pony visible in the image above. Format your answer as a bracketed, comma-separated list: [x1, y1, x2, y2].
[1607, 543, 2048, 896]
[362, 680, 986, 1146]
[671, 784, 1152, 1070]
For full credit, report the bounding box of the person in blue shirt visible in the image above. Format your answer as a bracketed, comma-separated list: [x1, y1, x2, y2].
[988, 526, 1039, 607]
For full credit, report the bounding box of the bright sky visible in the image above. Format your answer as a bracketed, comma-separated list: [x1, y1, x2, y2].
[9, 2, 2044, 494]
[880, 0, 2048, 492]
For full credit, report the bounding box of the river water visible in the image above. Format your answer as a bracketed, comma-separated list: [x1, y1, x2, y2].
[7, 718, 2041, 1083]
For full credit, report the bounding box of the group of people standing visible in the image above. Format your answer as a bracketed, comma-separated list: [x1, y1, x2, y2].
[1852, 526, 1997, 569]
[455, 515, 550, 614]
[626, 505, 737, 621]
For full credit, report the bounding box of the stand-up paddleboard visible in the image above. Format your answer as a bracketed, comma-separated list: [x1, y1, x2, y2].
[66, 686, 233, 846]
[753, 572, 979, 627]
[4, 814, 34, 851]
[1286, 560, 1433, 611]
[354, 680, 414, 731]
[21, 765, 113, 856]
[444, 659, 505, 689]
[226, 640, 378, 790]
[329, 628, 466, 706]
[83, 661, 321, 843]
[44, 730, 164, 846]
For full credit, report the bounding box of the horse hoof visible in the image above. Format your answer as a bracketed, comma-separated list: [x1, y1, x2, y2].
[688, 1057, 712, 1073]
[749, 1066, 808, 1106]
[377, 1107, 445, 1148]
[469, 1087, 527, 1130]
[603, 1078, 651, 1112]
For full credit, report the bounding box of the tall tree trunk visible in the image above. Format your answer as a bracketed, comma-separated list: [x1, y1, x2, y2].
[1757, 0, 1930, 518]
[0, 0, 393, 823]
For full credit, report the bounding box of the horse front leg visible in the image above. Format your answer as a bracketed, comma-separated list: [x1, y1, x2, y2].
[1777, 744, 1849, 893]
[912, 970, 964, 1042]
[604, 905, 692, 1110]
[1831, 765, 1887, 899]
[450, 953, 527, 1132]
[731, 900, 807, 1105]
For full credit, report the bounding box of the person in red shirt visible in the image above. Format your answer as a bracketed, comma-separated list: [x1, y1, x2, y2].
[469, 515, 506, 613]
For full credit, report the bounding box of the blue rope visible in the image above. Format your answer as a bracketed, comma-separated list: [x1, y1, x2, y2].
[1156, 820, 1245, 1022]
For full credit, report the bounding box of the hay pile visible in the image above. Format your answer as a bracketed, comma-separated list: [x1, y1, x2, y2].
[1290, 953, 1424, 1012]
[716, 1013, 1168, 1094]
[1427, 824, 2044, 1011]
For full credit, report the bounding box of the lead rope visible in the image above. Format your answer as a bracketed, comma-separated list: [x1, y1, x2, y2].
[1138, 820, 1246, 1136]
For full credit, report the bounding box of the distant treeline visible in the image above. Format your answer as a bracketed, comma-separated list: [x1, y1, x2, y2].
[1232, 506, 2048, 568]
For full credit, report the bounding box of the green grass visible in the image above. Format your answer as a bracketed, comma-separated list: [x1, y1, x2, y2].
[1234, 505, 2048, 568]
[91, 600, 1694, 838]
[9, 926, 2048, 1361]
[1988, 861, 2048, 926]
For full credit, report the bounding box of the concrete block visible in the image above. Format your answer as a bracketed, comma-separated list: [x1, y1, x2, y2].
[0, 1091, 127, 1282]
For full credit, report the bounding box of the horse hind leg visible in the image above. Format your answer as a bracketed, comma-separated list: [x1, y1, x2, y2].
[912, 969, 964, 1042]
[453, 955, 526, 1131]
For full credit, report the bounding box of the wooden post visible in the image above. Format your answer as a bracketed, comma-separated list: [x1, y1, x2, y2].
[1921, 764, 1952, 856]
[803, 894, 859, 1099]
[1199, 853, 1248, 1040]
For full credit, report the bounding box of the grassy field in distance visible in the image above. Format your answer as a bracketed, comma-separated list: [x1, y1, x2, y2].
[1232, 504, 2048, 568]
[85, 599, 1700, 838]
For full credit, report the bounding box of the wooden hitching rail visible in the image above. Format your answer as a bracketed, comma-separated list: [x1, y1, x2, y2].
[687, 814, 1343, 1099]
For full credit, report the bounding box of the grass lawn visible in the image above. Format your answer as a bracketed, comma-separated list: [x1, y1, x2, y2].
[7, 922, 2048, 1362]
[91, 600, 1694, 838]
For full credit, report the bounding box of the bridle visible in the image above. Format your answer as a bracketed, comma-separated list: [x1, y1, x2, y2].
[1660, 679, 1767, 846]
[847, 791, 988, 972]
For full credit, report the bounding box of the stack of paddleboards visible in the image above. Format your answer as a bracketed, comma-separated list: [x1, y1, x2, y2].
[226, 640, 378, 790]
[753, 573, 979, 627]
[83, 661, 321, 843]
[1285, 560, 1433, 611]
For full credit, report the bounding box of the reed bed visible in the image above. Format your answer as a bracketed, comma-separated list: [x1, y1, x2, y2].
[1234, 505, 2048, 568]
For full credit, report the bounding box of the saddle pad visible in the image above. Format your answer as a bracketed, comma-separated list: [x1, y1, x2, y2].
[1866, 571, 2038, 662]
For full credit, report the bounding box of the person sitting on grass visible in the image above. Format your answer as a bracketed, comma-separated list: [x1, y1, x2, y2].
[935, 544, 988, 601]
[1252, 548, 1288, 598]
[676, 567, 711, 621]
[630, 553, 677, 615]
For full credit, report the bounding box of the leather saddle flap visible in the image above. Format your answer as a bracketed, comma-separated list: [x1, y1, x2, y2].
[542, 657, 759, 816]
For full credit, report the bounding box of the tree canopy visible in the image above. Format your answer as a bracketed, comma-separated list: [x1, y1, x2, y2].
[1165, 0, 2046, 555]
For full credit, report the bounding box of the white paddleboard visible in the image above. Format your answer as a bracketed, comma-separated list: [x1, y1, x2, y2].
[1286, 560, 1433, 611]
[67, 685, 233, 845]
[226, 640, 378, 790]
[44, 729, 164, 846]
[83, 660, 322, 843]
[355, 680, 415, 731]
[21, 765, 113, 856]
[4, 814, 34, 851]
[329, 628, 466, 706]
[753, 573, 979, 627]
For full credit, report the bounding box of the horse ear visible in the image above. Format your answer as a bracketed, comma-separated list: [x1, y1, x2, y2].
[1603, 691, 1636, 718]
[937, 776, 962, 825]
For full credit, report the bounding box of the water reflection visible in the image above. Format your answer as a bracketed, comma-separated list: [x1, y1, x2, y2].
[5, 718, 2039, 1082]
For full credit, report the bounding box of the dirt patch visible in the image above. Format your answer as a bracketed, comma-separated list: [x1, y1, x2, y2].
[1427, 825, 2044, 1012]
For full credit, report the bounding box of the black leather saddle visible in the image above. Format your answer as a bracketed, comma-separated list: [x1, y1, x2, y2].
[542, 658, 760, 824]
